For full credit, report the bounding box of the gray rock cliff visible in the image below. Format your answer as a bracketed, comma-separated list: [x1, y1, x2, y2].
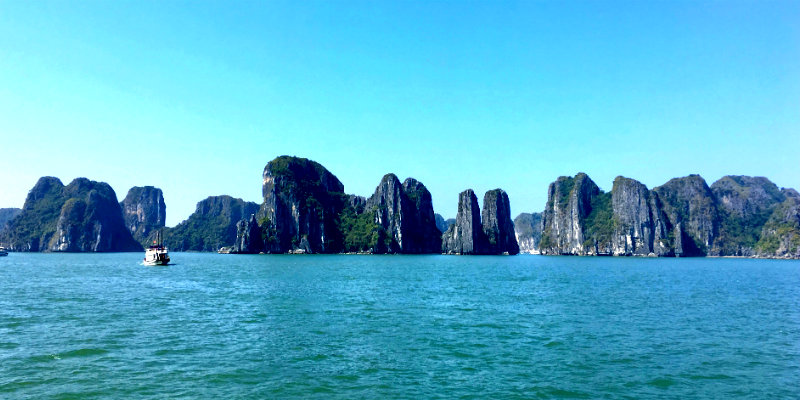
[165, 195, 259, 252]
[362, 174, 442, 254]
[481, 189, 519, 255]
[711, 176, 786, 256]
[259, 156, 346, 254]
[6, 177, 141, 252]
[232, 214, 265, 254]
[442, 189, 486, 254]
[120, 186, 166, 246]
[653, 175, 719, 256]
[756, 196, 800, 258]
[514, 212, 542, 254]
[540, 173, 600, 255]
[610, 176, 671, 256]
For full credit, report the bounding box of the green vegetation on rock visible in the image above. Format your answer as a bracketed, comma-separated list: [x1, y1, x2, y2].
[584, 191, 614, 249]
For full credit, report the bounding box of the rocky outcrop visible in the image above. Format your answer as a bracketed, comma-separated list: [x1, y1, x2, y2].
[361, 174, 442, 254]
[653, 175, 719, 256]
[711, 176, 786, 256]
[481, 189, 519, 255]
[120, 186, 166, 246]
[711, 176, 785, 220]
[540, 173, 600, 255]
[232, 214, 265, 254]
[364, 174, 405, 253]
[514, 212, 542, 254]
[442, 189, 486, 254]
[0, 208, 21, 232]
[783, 188, 800, 200]
[610, 177, 671, 256]
[435, 214, 454, 234]
[756, 196, 800, 258]
[165, 195, 259, 252]
[5, 177, 141, 252]
[401, 178, 442, 253]
[534, 173, 797, 258]
[259, 156, 346, 254]
[347, 194, 367, 213]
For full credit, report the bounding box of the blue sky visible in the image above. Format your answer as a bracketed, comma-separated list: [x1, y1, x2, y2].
[1, 1, 798, 226]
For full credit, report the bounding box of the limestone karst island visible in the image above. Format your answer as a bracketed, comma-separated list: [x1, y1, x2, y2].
[0, 156, 798, 259]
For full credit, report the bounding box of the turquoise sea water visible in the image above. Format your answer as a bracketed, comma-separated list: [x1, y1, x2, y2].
[0, 253, 798, 399]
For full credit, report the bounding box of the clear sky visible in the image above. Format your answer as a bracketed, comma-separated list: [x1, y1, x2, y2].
[1, 1, 798, 226]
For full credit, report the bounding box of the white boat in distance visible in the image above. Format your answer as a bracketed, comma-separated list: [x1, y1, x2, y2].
[143, 231, 169, 266]
[0, 247, 8, 256]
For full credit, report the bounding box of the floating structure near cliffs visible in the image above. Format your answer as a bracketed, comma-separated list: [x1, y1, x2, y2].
[143, 231, 170, 266]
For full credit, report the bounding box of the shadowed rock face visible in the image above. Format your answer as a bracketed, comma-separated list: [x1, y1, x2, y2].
[365, 174, 405, 253]
[233, 214, 265, 254]
[610, 177, 672, 256]
[654, 175, 719, 256]
[540, 173, 600, 255]
[442, 189, 485, 255]
[362, 174, 442, 254]
[120, 186, 166, 246]
[165, 195, 259, 252]
[400, 178, 442, 253]
[482, 189, 519, 255]
[435, 214, 454, 234]
[260, 156, 346, 254]
[6, 177, 142, 252]
[514, 212, 542, 254]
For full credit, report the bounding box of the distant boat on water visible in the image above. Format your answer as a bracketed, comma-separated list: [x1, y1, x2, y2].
[143, 231, 169, 266]
[0, 246, 8, 256]
[217, 246, 232, 254]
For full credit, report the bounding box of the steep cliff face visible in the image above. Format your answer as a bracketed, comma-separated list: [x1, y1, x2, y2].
[364, 174, 405, 253]
[514, 212, 542, 254]
[653, 175, 719, 256]
[232, 214, 265, 254]
[165, 195, 259, 252]
[756, 196, 800, 258]
[260, 156, 347, 254]
[442, 189, 486, 254]
[540, 173, 600, 255]
[533, 173, 798, 258]
[610, 177, 671, 256]
[711, 176, 786, 256]
[648, 192, 673, 256]
[481, 189, 519, 255]
[400, 178, 442, 253]
[6, 177, 65, 251]
[361, 174, 442, 254]
[120, 186, 166, 246]
[6, 177, 141, 252]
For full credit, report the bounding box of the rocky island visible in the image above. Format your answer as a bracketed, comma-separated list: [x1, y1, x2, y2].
[1, 157, 796, 258]
[520, 173, 799, 258]
[2, 177, 141, 252]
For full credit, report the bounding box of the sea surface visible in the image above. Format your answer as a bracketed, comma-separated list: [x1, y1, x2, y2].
[0, 253, 798, 399]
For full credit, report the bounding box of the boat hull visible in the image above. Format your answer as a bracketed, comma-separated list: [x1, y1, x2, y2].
[144, 246, 170, 266]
